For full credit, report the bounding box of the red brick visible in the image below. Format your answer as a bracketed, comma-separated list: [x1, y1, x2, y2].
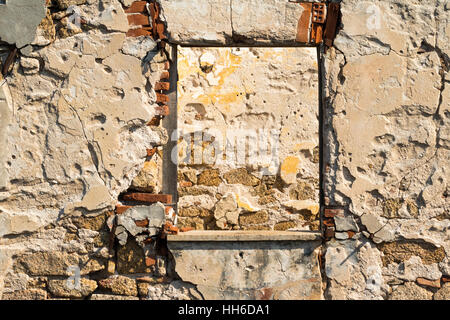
[442, 276, 450, 283]
[164, 222, 179, 235]
[257, 288, 273, 300]
[145, 256, 156, 267]
[324, 208, 343, 218]
[155, 105, 169, 116]
[124, 1, 147, 13]
[122, 193, 173, 204]
[312, 24, 323, 43]
[180, 227, 194, 233]
[416, 278, 441, 288]
[126, 28, 152, 37]
[312, 3, 326, 24]
[154, 82, 170, 91]
[156, 93, 169, 103]
[127, 13, 150, 26]
[347, 231, 356, 239]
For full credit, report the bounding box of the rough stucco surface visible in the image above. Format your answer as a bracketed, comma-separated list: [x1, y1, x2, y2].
[177, 47, 320, 231]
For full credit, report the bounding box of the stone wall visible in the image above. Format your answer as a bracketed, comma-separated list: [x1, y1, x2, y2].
[0, 0, 448, 300]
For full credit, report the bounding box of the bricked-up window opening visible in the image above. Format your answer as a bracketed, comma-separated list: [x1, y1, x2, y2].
[176, 47, 320, 232]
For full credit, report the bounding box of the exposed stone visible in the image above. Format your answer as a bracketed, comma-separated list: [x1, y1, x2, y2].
[32, 9, 56, 46]
[197, 169, 222, 187]
[334, 210, 359, 232]
[160, 0, 304, 45]
[360, 213, 385, 234]
[0, 0, 46, 48]
[239, 210, 269, 226]
[416, 277, 441, 289]
[48, 278, 97, 298]
[289, 181, 315, 201]
[2, 288, 47, 300]
[389, 282, 433, 300]
[98, 275, 138, 296]
[130, 152, 162, 193]
[179, 207, 212, 218]
[383, 255, 442, 282]
[14, 252, 105, 276]
[20, 57, 40, 75]
[274, 221, 297, 231]
[116, 238, 151, 274]
[377, 241, 446, 267]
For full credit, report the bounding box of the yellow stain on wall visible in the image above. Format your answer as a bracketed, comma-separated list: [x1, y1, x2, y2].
[281, 156, 300, 175]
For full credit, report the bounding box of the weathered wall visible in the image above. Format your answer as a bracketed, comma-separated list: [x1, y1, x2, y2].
[322, 0, 449, 299]
[0, 0, 448, 301]
[177, 47, 320, 231]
